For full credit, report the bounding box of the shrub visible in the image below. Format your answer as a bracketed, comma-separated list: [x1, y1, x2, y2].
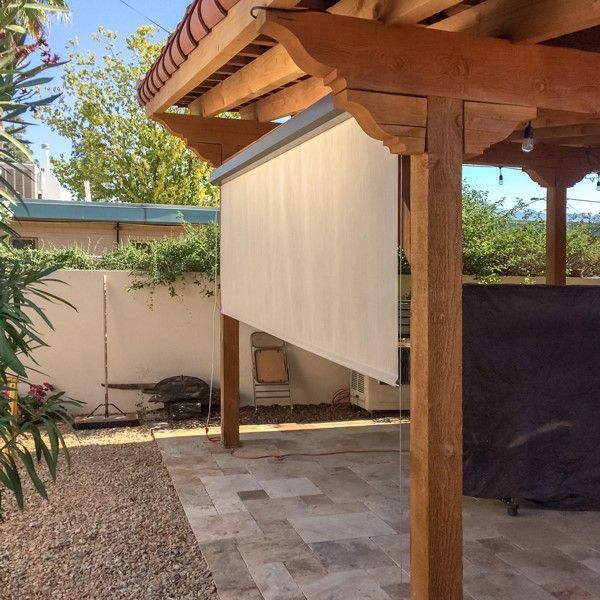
[2, 222, 220, 296]
[0, 383, 82, 519]
[457, 187, 598, 281]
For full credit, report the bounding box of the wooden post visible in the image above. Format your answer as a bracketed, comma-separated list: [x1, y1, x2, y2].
[220, 313, 240, 448]
[410, 97, 463, 600]
[524, 166, 586, 286]
[546, 183, 567, 285]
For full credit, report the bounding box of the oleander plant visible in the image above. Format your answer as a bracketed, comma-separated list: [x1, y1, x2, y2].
[0, 0, 79, 519]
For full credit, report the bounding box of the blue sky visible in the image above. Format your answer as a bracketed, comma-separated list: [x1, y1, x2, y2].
[28, 0, 187, 160]
[30, 0, 600, 213]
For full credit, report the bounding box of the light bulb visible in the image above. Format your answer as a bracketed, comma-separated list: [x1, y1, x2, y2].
[521, 121, 535, 153]
[498, 168, 504, 186]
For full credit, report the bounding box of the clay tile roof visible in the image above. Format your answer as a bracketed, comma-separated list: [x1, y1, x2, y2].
[137, 0, 241, 107]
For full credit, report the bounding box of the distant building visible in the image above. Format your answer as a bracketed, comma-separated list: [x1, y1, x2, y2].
[0, 145, 71, 201]
[9, 199, 219, 253]
[0, 162, 71, 202]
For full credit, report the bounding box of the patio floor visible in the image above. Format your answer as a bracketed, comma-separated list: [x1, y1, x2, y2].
[155, 421, 600, 600]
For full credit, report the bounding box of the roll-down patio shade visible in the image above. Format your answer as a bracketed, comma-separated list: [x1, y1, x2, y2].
[220, 116, 399, 384]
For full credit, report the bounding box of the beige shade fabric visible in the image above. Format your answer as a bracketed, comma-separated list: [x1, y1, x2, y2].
[220, 117, 399, 384]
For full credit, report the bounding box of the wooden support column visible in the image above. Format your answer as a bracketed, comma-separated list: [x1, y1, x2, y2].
[410, 97, 464, 600]
[220, 314, 240, 448]
[546, 183, 568, 285]
[523, 166, 588, 286]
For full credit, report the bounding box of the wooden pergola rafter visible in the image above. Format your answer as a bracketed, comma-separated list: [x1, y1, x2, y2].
[140, 2, 600, 598]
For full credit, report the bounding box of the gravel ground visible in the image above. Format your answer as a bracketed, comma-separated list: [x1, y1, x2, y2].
[0, 427, 217, 600]
[146, 402, 406, 430]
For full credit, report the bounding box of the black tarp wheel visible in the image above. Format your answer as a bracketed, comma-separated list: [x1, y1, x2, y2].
[500, 498, 519, 517]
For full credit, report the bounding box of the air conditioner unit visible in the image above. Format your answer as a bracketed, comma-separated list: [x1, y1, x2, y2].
[350, 370, 410, 412]
[349, 299, 411, 412]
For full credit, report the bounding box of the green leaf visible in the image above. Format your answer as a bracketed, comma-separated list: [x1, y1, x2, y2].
[4, 455, 24, 509]
[16, 446, 48, 500]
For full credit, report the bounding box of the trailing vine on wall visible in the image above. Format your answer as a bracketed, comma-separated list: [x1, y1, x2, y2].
[3, 223, 220, 297]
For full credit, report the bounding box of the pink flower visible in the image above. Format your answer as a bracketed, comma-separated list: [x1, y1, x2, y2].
[28, 384, 47, 402]
[43, 382, 54, 392]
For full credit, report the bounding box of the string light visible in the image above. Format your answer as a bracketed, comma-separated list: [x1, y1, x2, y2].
[498, 167, 504, 186]
[521, 121, 535, 153]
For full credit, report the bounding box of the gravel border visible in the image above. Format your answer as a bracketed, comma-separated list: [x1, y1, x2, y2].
[0, 427, 217, 600]
[144, 402, 406, 430]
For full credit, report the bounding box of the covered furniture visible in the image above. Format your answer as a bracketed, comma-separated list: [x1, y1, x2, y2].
[463, 284, 600, 510]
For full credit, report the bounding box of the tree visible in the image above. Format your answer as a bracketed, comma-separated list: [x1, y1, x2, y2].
[0, 0, 69, 41]
[0, 1, 65, 206]
[41, 27, 218, 205]
[462, 188, 548, 280]
[567, 216, 600, 277]
[404, 187, 600, 280]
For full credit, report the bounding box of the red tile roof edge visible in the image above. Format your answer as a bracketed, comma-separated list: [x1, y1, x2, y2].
[137, 0, 241, 108]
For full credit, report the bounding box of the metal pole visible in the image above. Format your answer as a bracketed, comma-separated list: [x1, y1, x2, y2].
[103, 275, 109, 418]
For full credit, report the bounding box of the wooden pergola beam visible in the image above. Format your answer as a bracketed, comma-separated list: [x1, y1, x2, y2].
[258, 10, 600, 115]
[189, 0, 421, 119]
[154, 113, 277, 166]
[332, 89, 427, 154]
[463, 102, 536, 156]
[380, 0, 464, 25]
[535, 109, 600, 128]
[431, 0, 600, 44]
[186, 0, 470, 123]
[535, 135, 600, 147]
[189, 44, 303, 117]
[173, 0, 600, 123]
[239, 77, 329, 121]
[143, 0, 302, 116]
[466, 141, 600, 171]
[510, 123, 600, 142]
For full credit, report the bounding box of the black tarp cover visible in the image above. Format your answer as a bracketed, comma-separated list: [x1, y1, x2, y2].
[463, 284, 600, 510]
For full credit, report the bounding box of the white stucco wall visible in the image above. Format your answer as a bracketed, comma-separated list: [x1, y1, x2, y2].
[27, 270, 350, 414]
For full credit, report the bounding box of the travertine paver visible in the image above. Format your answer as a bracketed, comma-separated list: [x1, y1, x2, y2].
[259, 477, 322, 499]
[155, 422, 600, 600]
[249, 562, 305, 600]
[309, 538, 397, 571]
[287, 512, 397, 544]
[300, 570, 393, 600]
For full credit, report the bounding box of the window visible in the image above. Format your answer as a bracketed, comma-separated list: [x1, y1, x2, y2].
[10, 237, 37, 249]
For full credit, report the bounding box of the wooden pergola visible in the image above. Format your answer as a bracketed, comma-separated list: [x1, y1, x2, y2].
[140, 2, 600, 597]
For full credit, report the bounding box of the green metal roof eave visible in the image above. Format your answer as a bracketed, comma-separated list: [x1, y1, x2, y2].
[10, 199, 220, 225]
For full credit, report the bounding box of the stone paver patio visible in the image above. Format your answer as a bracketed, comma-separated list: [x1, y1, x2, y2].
[155, 421, 600, 600]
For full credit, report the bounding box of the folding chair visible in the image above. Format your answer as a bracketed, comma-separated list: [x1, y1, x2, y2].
[251, 331, 292, 410]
